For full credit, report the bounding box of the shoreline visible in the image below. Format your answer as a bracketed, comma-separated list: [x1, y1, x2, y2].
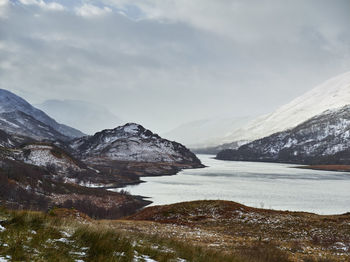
[106, 162, 206, 210]
[294, 164, 350, 172]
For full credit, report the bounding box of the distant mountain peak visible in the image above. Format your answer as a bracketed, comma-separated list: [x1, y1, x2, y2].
[222, 71, 350, 143]
[100, 123, 157, 139]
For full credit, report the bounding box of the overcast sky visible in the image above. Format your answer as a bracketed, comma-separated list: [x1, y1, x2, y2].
[1, 0, 350, 133]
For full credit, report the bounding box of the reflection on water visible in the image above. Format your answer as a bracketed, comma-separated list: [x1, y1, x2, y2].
[118, 154, 350, 215]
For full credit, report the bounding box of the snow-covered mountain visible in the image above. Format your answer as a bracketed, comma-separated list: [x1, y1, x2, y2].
[37, 99, 123, 135]
[0, 111, 70, 141]
[0, 89, 84, 139]
[163, 116, 254, 148]
[221, 71, 350, 143]
[217, 105, 350, 165]
[71, 123, 202, 166]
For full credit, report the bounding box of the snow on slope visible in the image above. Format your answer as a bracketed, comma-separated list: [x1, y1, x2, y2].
[71, 123, 202, 164]
[0, 89, 84, 138]
[217, 105, 350, 164]
[22, 144, 82, 172]
[223, 71, 350, 143]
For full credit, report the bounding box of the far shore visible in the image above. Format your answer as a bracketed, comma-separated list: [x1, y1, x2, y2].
[295, 164, 350, 172]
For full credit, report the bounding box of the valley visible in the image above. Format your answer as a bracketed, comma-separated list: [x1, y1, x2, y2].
[2, 2, 350, 261]
[1, 72, 350, 262]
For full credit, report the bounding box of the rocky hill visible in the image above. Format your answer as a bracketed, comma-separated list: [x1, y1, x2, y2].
[217, 105, 350, 165]
[70, 123, 202, 167]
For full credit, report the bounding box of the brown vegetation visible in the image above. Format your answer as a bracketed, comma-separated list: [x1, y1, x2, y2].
[124, 200, 350, 261]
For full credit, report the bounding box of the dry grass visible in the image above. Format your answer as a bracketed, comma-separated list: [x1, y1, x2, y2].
[1, 201, 349, 261]
[126, 200, 350, 261]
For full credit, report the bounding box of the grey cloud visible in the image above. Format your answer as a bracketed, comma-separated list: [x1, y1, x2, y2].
[1, 0, 350, 133]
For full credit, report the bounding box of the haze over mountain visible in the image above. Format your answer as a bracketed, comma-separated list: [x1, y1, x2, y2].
[37, 99, 123, 135]
[217, 71, 350, 145]
[163, 116, 254, 148]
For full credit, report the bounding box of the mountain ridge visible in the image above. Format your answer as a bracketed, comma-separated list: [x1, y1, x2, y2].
[216, 104, 350, 165]
[0, 89, 85, 139]
[214, 71, 350, 146]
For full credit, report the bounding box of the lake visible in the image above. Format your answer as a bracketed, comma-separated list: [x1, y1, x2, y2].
[119, 154, 350, 215]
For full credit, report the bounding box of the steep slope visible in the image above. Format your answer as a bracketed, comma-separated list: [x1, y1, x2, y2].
[0, 129, 25, 148]
[37, 99, 123, 135]
[163, 116, 254, 148]
[0, 89, 84, 139]
[71, 123, 202, 166]
[221, 71, 350, 143]
[217, 105, 350, 165]
[0, 111, 69, 141]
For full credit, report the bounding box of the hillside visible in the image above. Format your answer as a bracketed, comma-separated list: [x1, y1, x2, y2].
[126, 200, 350, 261]
[216, 105, 350, 164]
[0, 111, 70, 141]
[0, 89, 84, 139]
[0, 201, 348, 261]
[216, 71, 350, 145]
[71, 123, 203, 168]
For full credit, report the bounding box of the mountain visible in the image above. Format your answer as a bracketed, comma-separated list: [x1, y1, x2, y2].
[70, 123, 202, 166]
[216, 105, 350, 165]
[219, 71, 350, 144]
[36, 99, 123, 135]
[0, 89, 85, 139]
[0, 111, 70, 141]
[163, 116, 254, 148]
[193, 140, 250, 155]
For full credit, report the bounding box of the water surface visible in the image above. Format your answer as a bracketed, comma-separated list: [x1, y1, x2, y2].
[120, 154, 350, 215]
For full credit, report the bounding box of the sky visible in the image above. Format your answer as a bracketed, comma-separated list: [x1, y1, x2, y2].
[1, 0, 350, 134]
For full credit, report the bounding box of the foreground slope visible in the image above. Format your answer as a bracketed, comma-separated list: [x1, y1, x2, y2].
[217, 105, 350, 164]
[127, 200, 350, 261]
[0, 200, 348, 261]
